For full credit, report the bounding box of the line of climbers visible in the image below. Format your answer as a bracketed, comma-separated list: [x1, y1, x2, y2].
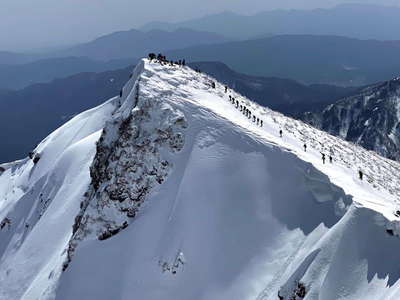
[224, 84, 367, 182]
[227, 93, 263, 128]
[145, 54, 366, 183]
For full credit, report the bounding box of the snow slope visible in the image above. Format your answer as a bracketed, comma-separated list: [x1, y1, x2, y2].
[2, 59, 400, 300]
[303, 77, 400, 162]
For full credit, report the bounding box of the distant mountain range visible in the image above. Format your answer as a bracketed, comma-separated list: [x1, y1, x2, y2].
[303, 77, 400, 162]
[56, 28, 229, 61]
[0, 61, 353, 163]
[4, 34, 400, 90]
[0, 28, 229, 66]
[141, 4, 400, 41]
[0, 66, 132, 162]
[0, 28, 229, 90]
[167, 35, 400, 86]
[0, 51, 39, 65]
[189, 61, 357, 115]
[0, 57, 135, 90]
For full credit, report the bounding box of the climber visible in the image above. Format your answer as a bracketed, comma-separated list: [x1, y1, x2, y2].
[260, 120, 263, 127]
[0, 217, 11, 230]
[225, 85, 228, 93]
[236, 100, 239, 108]
[279, 129, 283, 137]
[304, 143, 307, 152]
[182, 59, 186, 66]
[211, 81, 216, 89]
[33, 153, 41, 164]
[253, 116, 256, 122]
[322, 153, 326, 164]
[278, 291, 284, 300]
[329, 155, 333, 163]
[359, 170, 363, 180]
[257, 118, 259, 125]
[148, 53, 156, 60]
[119, 89, 123, 98]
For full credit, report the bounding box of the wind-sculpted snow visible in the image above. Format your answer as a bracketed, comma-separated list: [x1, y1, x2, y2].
[2, 59, 400, 300]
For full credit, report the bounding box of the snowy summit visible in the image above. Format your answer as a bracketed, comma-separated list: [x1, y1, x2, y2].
[2, 58, 400, 300]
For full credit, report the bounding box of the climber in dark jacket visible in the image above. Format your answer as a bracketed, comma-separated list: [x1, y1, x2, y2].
[322, 153, 326, 164]
[225, 85, 228, 93]
[304, 143, 307, 152]
[120, 90, 123, 98]
[260, 120, 263, 127]
[359, 170, 363, 180]
[278, 290, 284, 300]
[329, 155, 333, 164]
[279, 129, 283, 137]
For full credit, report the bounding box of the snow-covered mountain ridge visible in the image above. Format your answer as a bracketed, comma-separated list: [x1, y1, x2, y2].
[303, 77, 400, 162]
[2, 59, 400, 299]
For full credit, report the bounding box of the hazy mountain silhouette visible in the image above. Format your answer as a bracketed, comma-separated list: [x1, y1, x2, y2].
[141, 4, 400, 40]
[167, 35, 400, 86]
[189, 61, 358, 115]
[56, 28, 229, 61]
[0, 66, 132, 162]
[0, 57, 135, 90]
[0, 51, 40, 65]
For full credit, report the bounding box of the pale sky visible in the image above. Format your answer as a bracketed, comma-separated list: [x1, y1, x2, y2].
[0, 0, 398, 51]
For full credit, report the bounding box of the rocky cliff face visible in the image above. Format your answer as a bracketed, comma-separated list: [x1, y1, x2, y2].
[64, 62, 187, 270]
[303, 77, 400, 161]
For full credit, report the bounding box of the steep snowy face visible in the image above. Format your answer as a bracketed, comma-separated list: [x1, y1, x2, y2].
[0, 93, 119, 299]
[303, 78, 400, 161]
[2, 59, 400, 300]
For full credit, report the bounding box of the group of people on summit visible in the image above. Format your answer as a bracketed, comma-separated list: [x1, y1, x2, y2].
[148, 53, 185, 67]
